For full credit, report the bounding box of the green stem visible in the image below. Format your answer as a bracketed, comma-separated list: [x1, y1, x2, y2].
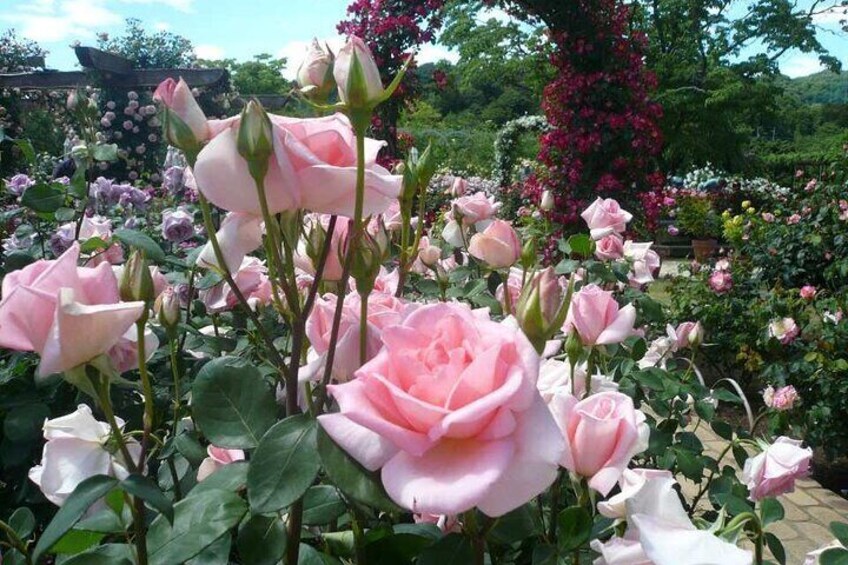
[285, 499, 304, 565]
[352, 124, 368, 366]
[689, 440, 735, 515]
[252, 177, 299, 317]
[196, 193, 286, 369]
[136, 319, 154, 467]
[168, 333, 182, 438]
[548, 471, 562, 543]
[0, 519, 33, 564]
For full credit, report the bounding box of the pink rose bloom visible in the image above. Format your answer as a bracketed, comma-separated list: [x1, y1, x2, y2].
[623, 241, 661, 286]
[768, 317, 799, 344]
[580, 197, 633, 240]
[674, 321, 703, 348]
[197, 211, 264, 273]
[563, 284, 636, 346]
[450, 176, 468, 197]
[197, 446, 245, 482]
[295, 215, 351, 282]
[596, 468, 674, 520]
[468, 219, 521, 269]
[787, 213, 801, 225]
[194, 113, 400, 218]
[199, 257, 271, 313]
[762, 212, 775, 223]
[595, 234, 624, 261]
[799, 285, 817, 300]
[318, 302, 564, 516]
[708, 270, 733, 294]
[714, 258, 731, 271]
[763, 385, 799, 411]
[153, 77, 210, 143]
[417, 236, 442, 269]
[451, 192, 500, 226]
[742, 436, 811, 501]
[548, 391, 649, 495]
[107, 326, 159, 373]
[0, 243, 145, 377]
[495, 267, 523, 315]
[306, 291, 408, 383]
[79, 215, 113, 241]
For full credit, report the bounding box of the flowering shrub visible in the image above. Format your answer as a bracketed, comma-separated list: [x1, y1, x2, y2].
[0, 37, 835, 565]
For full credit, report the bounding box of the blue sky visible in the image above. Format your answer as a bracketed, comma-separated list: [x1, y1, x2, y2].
[0, 0, 845, 79]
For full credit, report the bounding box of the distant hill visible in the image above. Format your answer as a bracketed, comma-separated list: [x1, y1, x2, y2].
[781, 70, 848, 105]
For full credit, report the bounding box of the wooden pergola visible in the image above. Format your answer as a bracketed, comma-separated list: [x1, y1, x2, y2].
[0, 46, 291, 110]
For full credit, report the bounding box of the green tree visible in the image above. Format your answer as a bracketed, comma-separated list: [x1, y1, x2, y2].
[198, 54, 290, 95]
[97, 18, 196, 69]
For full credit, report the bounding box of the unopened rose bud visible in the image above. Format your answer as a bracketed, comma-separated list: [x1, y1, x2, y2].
[120, 250, 154, 303]
[156, 286, 181, 331]
[334, 36, 384, 108]
[153, 78, 209, 151]
[565, 330, 584, 367]
[540, 190, 554, 211]
[516, 267, 567, 352]
[419, 243, 442, 268]
[468, 220, 521, 269]
[520, 238, 536, 271]
[351, 232, 383, 296]
[237, 101, 274, 178]
[297, 39, 335, 101]
[66, 90, 81, 111]
[450, 177, 467, 197]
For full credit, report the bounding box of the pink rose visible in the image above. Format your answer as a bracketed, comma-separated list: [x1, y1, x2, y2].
[0, 243, 145, 377]
[674, 321, 703, 348]
[451, 192, 500, 226]
[295, 215, 351, 282]
[799, 285, 817, 300]
[153, 77, 209, 144]
[787, 213, 801, 225]
[450, 176, 468, 197]
[199, 257, 271, 313]
[595, 234, 624, 261]
[107, 326, 159, 373]
[581, 197, 633, 240]
[318, 302, 564, 516]
[306, 291, 408, 383]
[623, 241, 661, 286]
[548, 391, 649, 495]
[194, 113, 401, 218]
[334, 36, 384, 106]
[495, 267, 523, 315]
[197, 445, 245, 482]
[768, 317, 799, 344]
[468, 219, 521, 269]
[708, 270, 733, 294]
[563, 284, 636, 346]
[197, 211, 264, 273]
[762, 212, 775, 223]
[297, 38, 333, 93]
[763, 385, 799, 411]
[742, 436, 811, 501]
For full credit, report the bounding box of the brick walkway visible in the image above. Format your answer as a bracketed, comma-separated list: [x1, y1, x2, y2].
[682, 423, 848, 564]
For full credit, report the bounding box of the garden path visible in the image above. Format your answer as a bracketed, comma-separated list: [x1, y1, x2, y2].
[681, 419, 847, 563]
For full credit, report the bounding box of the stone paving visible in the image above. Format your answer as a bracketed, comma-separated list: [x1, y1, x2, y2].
[680, 408, 848, 564]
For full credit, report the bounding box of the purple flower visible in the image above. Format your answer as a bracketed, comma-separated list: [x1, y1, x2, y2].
[667, 225, 679, 236]
[162, 207, 194, 242]
[49, 223, 76, 256]
[162, 166, 185, 194]
[5, 174, 35, 196]
[119, 187, 150, 209]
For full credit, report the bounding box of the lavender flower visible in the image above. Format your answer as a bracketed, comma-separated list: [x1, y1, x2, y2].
[162, 166, 185, 194]
[162, 207, 194, 242]
[5, 173, 35, 196]
[49, 223, 76, 256]
[2, 229, 36, 253]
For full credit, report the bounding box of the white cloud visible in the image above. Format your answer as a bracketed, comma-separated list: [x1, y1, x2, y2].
[153, 21, 171, 31]
[478, 6, 512, 24]
[194, 44, 225, 60]
[117, 0, 193, 12]
[417, 43, 459, 65]
[0, 0, 122, 43]
[780, 53, 825, 78]
[811, 6, 847, 25]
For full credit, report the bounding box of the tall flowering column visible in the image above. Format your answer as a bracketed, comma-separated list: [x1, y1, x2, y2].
[504, 0, 664, 244]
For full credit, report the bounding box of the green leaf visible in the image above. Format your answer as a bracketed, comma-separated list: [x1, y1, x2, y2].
[147, 489, 247, 565]
[821, 548, 848, 565]
[567, 234, 594, 258]
[60, 543, 134, 565]
[764, 532, 786, 565]
[51, 529, 104, 555]
[302, 485, 346, 525]
[248, 414, 320, 513]
[298, 543, 342, 564]
[113, 229, 165, 262]
[91, 143, 119, 162]
[317, 428, 400, 513]
[3, 403, 49, 442]
[8, 507, 35, 539]
[191, 357, 277, 449]
[364, 532, 435, 565]
[14, 139, 36, 164]
[55, 207, 76, 221]
[121, 474, 174, 524]
[237, 514, 287, 565]
[21, 182, 64, 213]
[675, 449, 704, 481]
[711, 420, 733, 441]
[760, 498, 784, 527]
[416, 533, 474, 565]
[4, 252, 36, 273]
[832, 522, 848, 548]
[557, 506, 592, 553]
[487, 503, 543, 545]
[190, 461, 248, 496]
[33, 475, 119, 562]
[531, 544, 558, 565]
[186, 534, 231, 565]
